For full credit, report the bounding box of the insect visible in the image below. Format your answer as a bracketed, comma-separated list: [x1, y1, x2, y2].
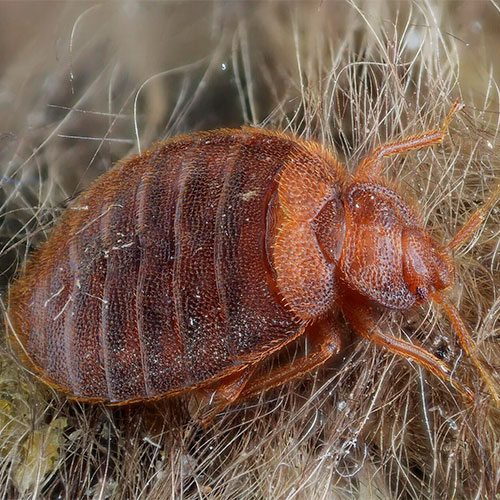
[7, 103, 500, 412]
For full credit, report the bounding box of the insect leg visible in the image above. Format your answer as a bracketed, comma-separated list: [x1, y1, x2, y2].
[210, 365, 257, 404]
[432, 291, 500, 406]
[236, 314, 342, 402]
[343, 304, 474, 401]
[200, 365, 257, 424]
[355, 102, 463, 180]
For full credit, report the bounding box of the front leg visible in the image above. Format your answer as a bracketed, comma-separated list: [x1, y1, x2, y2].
[343, 302, 473, 400]
[355, 102, 462, 181]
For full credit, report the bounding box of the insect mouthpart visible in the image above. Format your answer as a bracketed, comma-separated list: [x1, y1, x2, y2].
[402, 228, 454, 303]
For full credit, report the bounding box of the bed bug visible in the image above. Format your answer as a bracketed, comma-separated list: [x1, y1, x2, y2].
[7, 102, 500, 412]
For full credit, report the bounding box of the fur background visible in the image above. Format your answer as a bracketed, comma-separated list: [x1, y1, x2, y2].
[1, 1, 500, 498]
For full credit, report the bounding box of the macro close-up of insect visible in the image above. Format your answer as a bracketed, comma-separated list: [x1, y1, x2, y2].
[3, 2, 500, 499]
[7, 101, 500, 414]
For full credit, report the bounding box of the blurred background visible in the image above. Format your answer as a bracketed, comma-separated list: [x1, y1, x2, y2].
[1, 1, 500, 499]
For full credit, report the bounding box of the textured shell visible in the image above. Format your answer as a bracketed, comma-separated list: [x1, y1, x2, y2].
[9, 128, 342, 403]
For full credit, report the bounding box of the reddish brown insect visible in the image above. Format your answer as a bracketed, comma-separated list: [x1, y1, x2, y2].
[8, 103, 500, 411]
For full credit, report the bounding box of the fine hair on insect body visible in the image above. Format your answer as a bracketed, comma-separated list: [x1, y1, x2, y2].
[6, 101, 500, 418]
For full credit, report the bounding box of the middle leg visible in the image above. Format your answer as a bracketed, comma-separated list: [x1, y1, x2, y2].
[201, 315, 341, 423]
[237, 314, 342, 402]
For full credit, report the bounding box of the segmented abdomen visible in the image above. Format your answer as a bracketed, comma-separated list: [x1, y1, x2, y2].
[10, 130, 306, 403]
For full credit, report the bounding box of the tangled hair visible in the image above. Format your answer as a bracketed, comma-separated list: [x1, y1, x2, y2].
[1, 2, 500, 498]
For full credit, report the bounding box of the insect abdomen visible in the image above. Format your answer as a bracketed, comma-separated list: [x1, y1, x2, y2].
[10, 130, 309, 403]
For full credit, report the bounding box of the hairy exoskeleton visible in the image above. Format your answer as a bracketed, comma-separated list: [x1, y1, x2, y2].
[9, 103, 500, 416]
[232, 102, 499, 409]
